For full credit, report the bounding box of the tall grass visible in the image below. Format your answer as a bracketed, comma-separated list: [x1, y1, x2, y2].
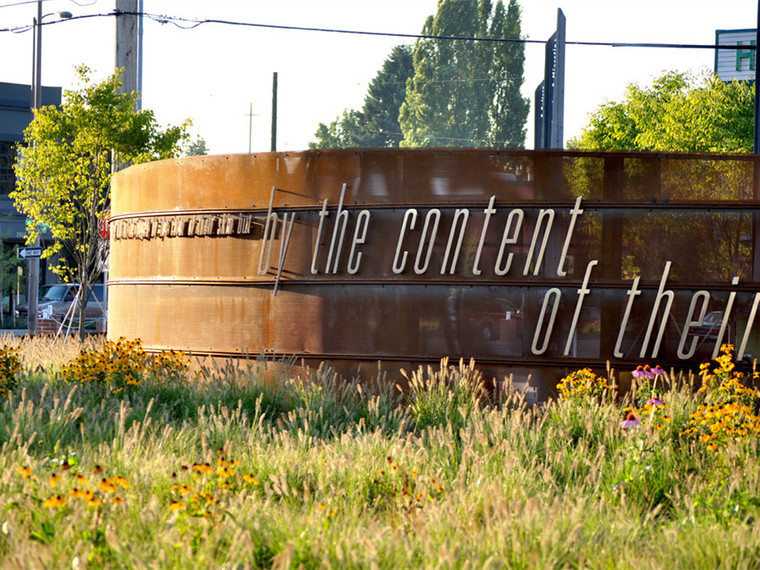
[0, 336, 758, 568]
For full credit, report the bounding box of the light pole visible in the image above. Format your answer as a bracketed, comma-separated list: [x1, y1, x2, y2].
[26, 2, 72, 335]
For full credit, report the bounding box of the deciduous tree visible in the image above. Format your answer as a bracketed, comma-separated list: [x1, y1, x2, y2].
[12, 66, 188, 339]
[570, 70, 754, 153]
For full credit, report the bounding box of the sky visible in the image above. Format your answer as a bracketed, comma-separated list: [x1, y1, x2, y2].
[0, 0, 758, 155]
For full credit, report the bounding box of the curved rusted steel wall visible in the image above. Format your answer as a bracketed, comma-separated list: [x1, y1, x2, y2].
[109, 149, 760, 400]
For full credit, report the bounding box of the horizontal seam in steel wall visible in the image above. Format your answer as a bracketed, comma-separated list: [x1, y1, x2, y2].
[108, 201, 760, 221]
[136, 346, 708, 373]
[104, 278, 760, 292]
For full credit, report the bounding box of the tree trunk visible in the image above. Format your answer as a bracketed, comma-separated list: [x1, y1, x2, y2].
[77, 280, 89, 342]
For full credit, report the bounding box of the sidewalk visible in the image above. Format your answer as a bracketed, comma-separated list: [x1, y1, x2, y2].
[0, 329, 28, 337]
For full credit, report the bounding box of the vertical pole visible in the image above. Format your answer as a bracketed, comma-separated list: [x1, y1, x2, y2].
[27, 0, 43, 335]
[755, 1, 760, 153]
[754, 1, 760, 281]
[137, 0, 143, 108]
[249, 102, 253, 153]
[115, 0, 139, 97]
[271, 72, 278, 152]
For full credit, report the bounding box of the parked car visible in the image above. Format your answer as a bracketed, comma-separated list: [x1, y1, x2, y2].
[25, 283, 106, 321]
[690, 311, 723, 340]
[14, 285, 54, 318]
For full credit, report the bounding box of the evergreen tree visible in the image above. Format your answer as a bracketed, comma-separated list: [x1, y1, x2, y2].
[310, 45, 413, 149]
[399, 0, 529, 148]
[489, 0, 529, 147]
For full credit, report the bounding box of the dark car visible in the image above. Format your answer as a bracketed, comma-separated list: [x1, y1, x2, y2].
[690, 311, 723, 340]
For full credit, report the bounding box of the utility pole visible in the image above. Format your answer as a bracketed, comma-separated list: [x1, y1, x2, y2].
[755, 0, 760, 153]
[27, 0, 43, 336]
[247, 103, 260, 153]
[115, 0, 140, 98]
[271, 72, 278, 152]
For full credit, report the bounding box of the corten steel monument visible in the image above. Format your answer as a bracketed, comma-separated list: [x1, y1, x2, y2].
[109, 148, 760, 400]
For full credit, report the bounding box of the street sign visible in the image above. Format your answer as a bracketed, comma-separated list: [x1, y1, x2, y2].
[99, 209, 111, 240]
[18, 246, 43, 259]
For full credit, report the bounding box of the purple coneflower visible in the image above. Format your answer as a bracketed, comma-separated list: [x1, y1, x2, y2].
[651, 365, 665, 376]
[621, 412, 641, 428]
[632, 365, 654, 380]
[646, 397, 664, 406]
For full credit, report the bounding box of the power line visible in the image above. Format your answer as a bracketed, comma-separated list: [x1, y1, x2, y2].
[0, 9, 756, 52]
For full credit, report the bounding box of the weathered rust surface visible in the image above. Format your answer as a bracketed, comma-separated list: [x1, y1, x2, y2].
[109, 148, 760, 401]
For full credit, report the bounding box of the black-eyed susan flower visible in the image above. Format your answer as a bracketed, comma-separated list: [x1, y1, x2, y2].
[17, 466, 33, 479]
[86, 496, 102, 507]
[42, 495, 67, 509]
[168, 501, 185, 511]
[111, 476, 130, 489]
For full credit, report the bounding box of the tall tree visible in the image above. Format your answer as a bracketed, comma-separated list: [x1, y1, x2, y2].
[12, 66, 188, 339]
[399, 0, 529, 148]
[489, 0, 529, 147]
[310, 45, 414, 149]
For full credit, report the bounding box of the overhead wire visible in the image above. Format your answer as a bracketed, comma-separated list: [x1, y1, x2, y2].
[0, 9, 754, 52]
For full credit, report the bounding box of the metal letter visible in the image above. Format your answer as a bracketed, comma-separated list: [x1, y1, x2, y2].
[347, 210, 370, 275]
[640, 262, 674, 359]
[557, 197, 583, 277]
[532, 288, 561, 355]
[614, 276, 641, 358]
[677, 290, 710, 360]
[311, 199, 329, 275]
[441, 208, 469, 275]
[326, 183, 349, 274]
[523, 209, 555, 276]
[393, 209, 417, 274]
[415, 209, 440, 275]
[495, 209, 523, 276]
[711, 277, 740, 360]
[473, 196, 496, 276]
[564, 260, 598, 356]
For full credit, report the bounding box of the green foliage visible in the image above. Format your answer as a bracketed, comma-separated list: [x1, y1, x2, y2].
[0, 345, 21, 396]
[571, 70, 754, 152]
[402, 357, 485, 431]
[0, 240, 22, 327]
[310, 44, 413, 149]
[399, 0, 529, 148]
[11, 66, 188, 339]
[0, 339, 759, 567]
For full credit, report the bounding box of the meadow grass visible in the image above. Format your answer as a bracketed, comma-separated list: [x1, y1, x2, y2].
[0, 336, 758, 569]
